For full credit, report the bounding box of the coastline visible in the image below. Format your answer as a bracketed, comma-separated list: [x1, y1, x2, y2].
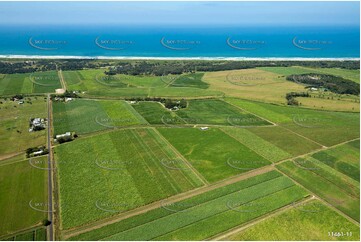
[0, 55, 359, 61]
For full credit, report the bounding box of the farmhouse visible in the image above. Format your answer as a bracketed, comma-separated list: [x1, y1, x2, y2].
[56, 132, 72, 140]
[29, 118, 46, 132]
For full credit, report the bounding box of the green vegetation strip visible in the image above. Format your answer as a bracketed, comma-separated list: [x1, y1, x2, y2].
[220, 127, 291, 162]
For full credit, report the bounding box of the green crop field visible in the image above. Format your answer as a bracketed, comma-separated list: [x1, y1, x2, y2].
[225, 98, 360, 146]
[247, 126, 322, 156]
[55, 128, 203, 229]
[158, 127, 271, 182]
[169, 73, 209, 89]
[175, 99, 271, 126]
[0, 156, 48, 237]
[131, 101, 184, 125]
[311, 140, 360, 181]
[63, 69, 222, 98]
[53, 99, 145, 135]
[0, 97, 47, 157]
[30, 71, 62, 93]
[224, 200, 360, 241]
[0, 73, 33, 95]
[277, 160, 360, 222]
[67, 171, 308, 241]
[220, 127, 291, 162]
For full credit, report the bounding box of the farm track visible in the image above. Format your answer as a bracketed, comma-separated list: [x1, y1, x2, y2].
[0, 151, 23, 162]
[61, 165, 275, 239]
[57, 67, 67, 91]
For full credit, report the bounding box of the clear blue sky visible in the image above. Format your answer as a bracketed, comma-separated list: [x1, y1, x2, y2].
[0, 1, 359, 27]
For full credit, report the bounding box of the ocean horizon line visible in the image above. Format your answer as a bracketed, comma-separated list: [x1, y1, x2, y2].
[0, 55, 359, 61]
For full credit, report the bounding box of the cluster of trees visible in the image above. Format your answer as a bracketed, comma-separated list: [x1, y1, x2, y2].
[125, 97, 187, 109]
[11, 94, 24, 100]
[1, 59, 359, 75]
[50, 90, 80, 100]
[164, 99, 187, 109]
[0, 61, 56, 74]
[56, 59, 112, 71]
[286, 92, 310, 106]
[104, 60, 360, 76]
[286, 74, 360, 95]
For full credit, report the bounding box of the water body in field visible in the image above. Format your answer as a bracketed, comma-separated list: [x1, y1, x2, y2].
[0, 25, 359, 59]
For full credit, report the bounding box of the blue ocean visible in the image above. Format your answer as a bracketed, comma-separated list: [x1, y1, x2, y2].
[0, 25, 359, 58]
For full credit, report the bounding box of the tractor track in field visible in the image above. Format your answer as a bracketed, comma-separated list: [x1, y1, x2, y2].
[61, 165, 275, 240]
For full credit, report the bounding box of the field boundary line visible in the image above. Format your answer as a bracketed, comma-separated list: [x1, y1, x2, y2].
[299, 157, 359, 199]
[209, 196, 315, 241]
[278, 125, 327, 148]
[219, 128, 278, 164]
[56, 67, 67, 91]
[223, 98, 278, 126]
[61, 166, 275, 239]
[151, 127, 208, 185]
